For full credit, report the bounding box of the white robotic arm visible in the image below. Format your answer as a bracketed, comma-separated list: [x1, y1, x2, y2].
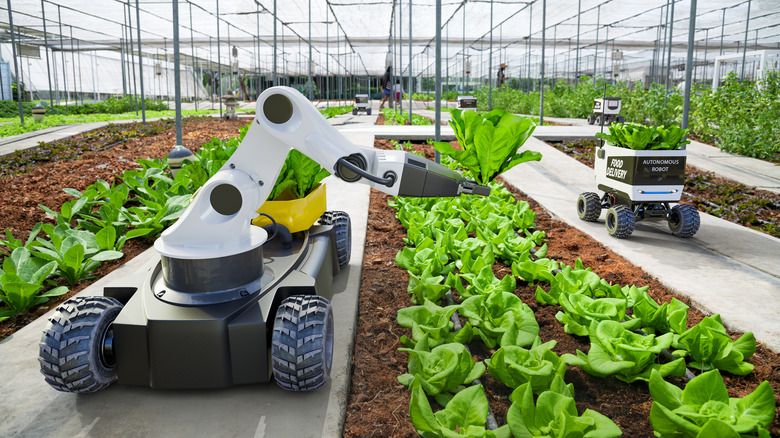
[154, 86, 488, 261]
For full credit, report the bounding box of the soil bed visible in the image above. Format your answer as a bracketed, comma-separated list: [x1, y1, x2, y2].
[0, 122, 777, 436]
[342, 139, 780, 437]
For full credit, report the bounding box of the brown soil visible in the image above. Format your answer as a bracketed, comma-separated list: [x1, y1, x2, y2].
[0, 117, 251, 339]
[0, 123, 777, 436]
[341, 139, 780, 437]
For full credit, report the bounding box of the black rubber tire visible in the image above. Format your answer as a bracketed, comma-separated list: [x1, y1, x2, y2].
[366, 108, 372, 116]
[595, 115, 603, 126]
[352, 108, 357, 115]
[605, 205, 635, 238]
[577, 192, 602, 222]
[668, 204, 700, 237]
[38, 296, 123, 393]
[271, 295, 334, 391]
[320, 210, 351, 268]
[617, 115, 625, 123]
[587, 115, 595, 125]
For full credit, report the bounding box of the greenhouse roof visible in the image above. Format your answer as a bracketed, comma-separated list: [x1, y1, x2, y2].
[2, 0, 780, 80]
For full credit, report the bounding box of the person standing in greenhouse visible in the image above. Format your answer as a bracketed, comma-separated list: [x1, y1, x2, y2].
[393, 80, 403, 105]
[497, 63, 508, 90]
[379, 66, 392, 109]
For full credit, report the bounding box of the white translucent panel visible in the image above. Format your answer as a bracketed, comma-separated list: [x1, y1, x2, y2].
[0, 0, 778, 90]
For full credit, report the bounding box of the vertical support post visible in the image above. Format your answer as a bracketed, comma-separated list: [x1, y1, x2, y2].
[719, 8, 726, 56]
[461, 4, 465, 94]
[409, 0, 413, 116]
[126, 4, 138, 113]
[216, 0, 222, 117]
[135, 0, 147, 123]
[603, 26, 609, 80]
[41, 0, 54, 108]
[488, 0, 493, 111]
[308, 0, 313, 101]
[540, 0, 545, 125]
[593, 5, 600, 81]
[190, 2, 198, 109]
[6, 0, 24, 124]
[575, 0, 581, 86]
[70, 27, 78, 104]
[173, 0, 183, 146]
[665, 0, 675, 90]
[58, 5, 69, 110]
[120, 37, 127, 96]
[740, 0, 751, 81]
[682, 0, 697, 130]
[326, 3, 329, 106]
[703, 29, 709, 84]
[91, 51, 97, 102]
[527, 3, 532, 91]
[434, 0, 441, 163]
[273, 0, 278, 86]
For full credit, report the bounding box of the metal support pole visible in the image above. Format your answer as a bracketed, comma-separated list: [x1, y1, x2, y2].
[740, 0, 751, 81]
[70, 27, 79, 104]
[126, 4, 138, 113]
[135, 0, 147, 122]
[91, 51, 97, 102]
[462, 5, 465, 94]
[575, 0, 581, 86]
[120, 37, 127, 97]
[190, 2, 198, 109]
[41, 0, 54, 108]
[216, 0, 222, 116]
[719, 8, 726, 56]
[6, 0, 24, 124]
[326, 4, 329, 106]
[660, 1, 669, 85]
[58, 5, 69, 109]
[410, 0, 413, 116]
[703, 29, 709, 84]
[540, 0, 545, 124]
[173, 0, 183, 146]
[488, 0, 493, 111]
[308, 0, 313, 100]
[593, 5, 600, 80]
[665, 0, 675, 90]
[527, 3, 532, 90]
[682, 0, 697, 129]
[399, 0, 403, 112]
[603, 26, 609, 80]
[434, 0, 441, 163]
[273, 0, 278, 86]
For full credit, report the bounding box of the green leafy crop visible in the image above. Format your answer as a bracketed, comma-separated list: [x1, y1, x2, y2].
[398, 339, 486, 406]
[649, 369, 775, 438]
[268, 149, 330, 200]
[673, 314, 756, 375]
[505, 375, 622, 438]
[595, 123, 691, 150]
[434, 109, 541, 185]
[397, 299, 473, 349]
[460, 291, 539, 349]
[0, 248, 68, 321]
[563, 320, 686, 383]
[485, 337, 566, 394]
[410, 383, 507, 438]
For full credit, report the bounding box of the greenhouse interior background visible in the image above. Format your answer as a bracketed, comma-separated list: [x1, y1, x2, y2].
[1, 0, 779, 108]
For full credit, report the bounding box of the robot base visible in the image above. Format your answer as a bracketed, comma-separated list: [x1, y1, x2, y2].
[576, 191, 700, 239]
[39, 214, 351, 392]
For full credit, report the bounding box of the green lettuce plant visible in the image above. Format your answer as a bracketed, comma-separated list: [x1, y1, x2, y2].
[649, 369, 775, 438]
[32, 224, 123, 285]
[398, 339, 486, 406]
[454, 266, 516, 300]
[0, 248, 68, 321]
[434, 108, 541, 185]
[397, 299, 473, 348]
[555, 293, 641, 337]
[595, 123, 691, 150]
[407, 265, 451, 304]
[460, 291, 539, 349]
[409, 382, 510, 438]
[633, 293, 689, 335]
[535, 260, 602, 305]
[268, 149, 330, 200]
[505, 375, 622, 438]
[674, 314, 756, 375]
[0, 223, 42, 256]
[484, 337, 566, 394]
[563, 320, 686, 383]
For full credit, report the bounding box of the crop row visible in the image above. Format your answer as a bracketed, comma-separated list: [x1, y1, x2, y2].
[385, 110, 774, 437]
